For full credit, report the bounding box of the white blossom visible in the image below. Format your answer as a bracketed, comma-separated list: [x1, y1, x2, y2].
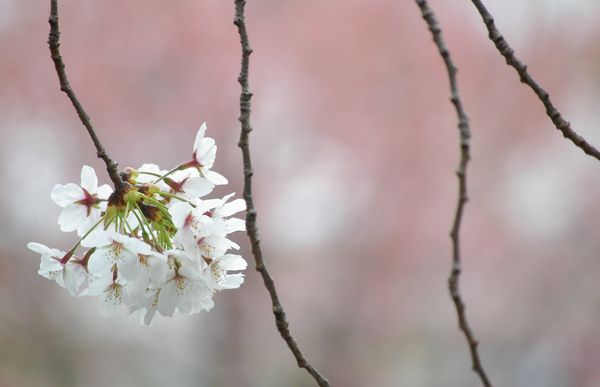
[27, 121, 246, 325]
[51, 165, 112, 236]
[191, 123, 228, 185]
[84, 272, 129, 317]
[209, 193, 247, 234]
[81, 231, 152, 277]
[167, 168, 214, 199]
[135, 163, 170, 192]
[27, 242, 88, 296]
[157, 249, 214, 317]
[204, 254, 247, 291]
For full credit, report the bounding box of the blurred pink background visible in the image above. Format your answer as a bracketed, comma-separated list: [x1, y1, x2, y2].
[2, 0, 600, 386]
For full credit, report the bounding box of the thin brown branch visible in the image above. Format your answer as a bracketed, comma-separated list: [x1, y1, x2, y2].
[48, 0, 125, 193]
[415, 1, 493, 386]
[470, 0, 600, 161]
[232, 1, 330, 386]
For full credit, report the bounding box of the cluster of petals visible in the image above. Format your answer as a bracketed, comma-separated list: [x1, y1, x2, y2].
[28, 123, 247, 325]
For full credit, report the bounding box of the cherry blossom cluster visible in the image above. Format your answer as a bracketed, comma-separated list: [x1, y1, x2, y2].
[28, 123, 247, 325]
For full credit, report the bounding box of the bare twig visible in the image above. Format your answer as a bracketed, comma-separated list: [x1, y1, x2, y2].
[233, 1, 330, 386]
[469, 0, 600, 161]
[415, 1, 493, 386]
[48, 0, 125, 193]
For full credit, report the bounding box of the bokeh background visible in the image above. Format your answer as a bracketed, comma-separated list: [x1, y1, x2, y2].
[2, 0, 600, 386]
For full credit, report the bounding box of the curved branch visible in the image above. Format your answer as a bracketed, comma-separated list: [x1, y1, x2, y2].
[233, 1, 330, 386]
[470, 0, 600, 161]
[48, 0, 125, 193]
[415, 1, 493, 386]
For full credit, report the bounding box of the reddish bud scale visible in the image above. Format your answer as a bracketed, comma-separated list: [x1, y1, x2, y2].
[79, 248, 95, 267]
[165, 177, 185, 193]
[138, 202, 161, 222]
[108, 187, 128, 207]
[59, 249, 75, 265]
[119, 168, 134, 182]
[180, 159, 201, 170]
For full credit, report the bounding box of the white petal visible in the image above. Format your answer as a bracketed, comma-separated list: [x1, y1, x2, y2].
[225, 218, 246, 233]
[182, 177, 214, 198]
[191, 290, 215, 313]
[182, 281, 212, 314]
[27, 242, 51, 255]
[118, 258, 140, 280]
[179, 262, 203, 281]
[140, 304, 158, 326]
[157, 282, 177, 317]
[62, 268, 79, 296]
[137, 289, 161, 326]
[220, 199, 246, 217]
[80, 165, 99, 192]
[140, 163, 161, 171]
[206, 235, 239, 251]
[137, 163, 163, 175]
[76, 210, 102, 237]
[203, 297, 215, 311]
[58, 204, 88, 232]
[125, 237, 153, 255]
[99, 289, 121, 317]
[69, 263, 89, 286]
[221, 274, 245, 289]
[96, 184, 113, 200]
[204, 170, 228, 185]
[193, 122, 208, 153]
[194, 198, 222, 214]
[169, 202, 193, 230]
[136, 164, 170, 190]
[219, 254, 248, 271]
[220, 193, 236, 203]
[172, 168, 199, 180]
[87, 249, 112, 276]
[51, 183, 83, 207]
[148, 256, 168, 284]
[81, 230, 113, 248]
[196, 138, 217, 168]
[39, 254, 63, 272]
[177, 231, 202, 260]
[38, 262, 61, 279]
[83, 274, 112, 296]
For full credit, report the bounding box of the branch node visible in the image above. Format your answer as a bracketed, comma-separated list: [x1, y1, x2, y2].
[48, 0, 125, 194]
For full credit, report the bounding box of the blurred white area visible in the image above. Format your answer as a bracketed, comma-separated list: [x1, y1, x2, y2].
[0, 123, 72, 248]
[500, 147, 583, 239]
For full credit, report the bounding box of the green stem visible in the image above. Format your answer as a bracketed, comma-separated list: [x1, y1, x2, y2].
[142, 194, 169, 211]
[131, 206, 151, 238]
[133, 203, 160, 247]
[124, 217, 137, 237]
[137, 171, 163, 179]
[68, 216, 108, 255]
[157, 191, 196, 207]
[152, 164, 185, 184]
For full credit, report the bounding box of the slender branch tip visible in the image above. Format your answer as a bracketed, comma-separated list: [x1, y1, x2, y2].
[48, 0, 125, 194]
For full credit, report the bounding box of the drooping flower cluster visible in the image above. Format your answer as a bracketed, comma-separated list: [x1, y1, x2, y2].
[28, 123, 247, 325]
